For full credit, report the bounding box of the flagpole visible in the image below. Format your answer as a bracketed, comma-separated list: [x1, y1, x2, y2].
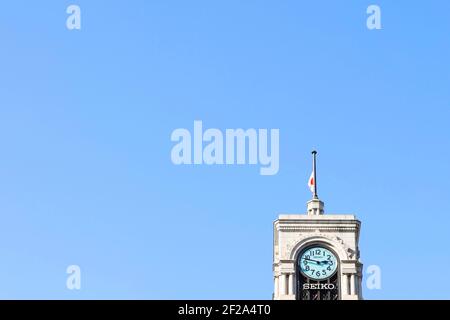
[312, 150, 318, 199]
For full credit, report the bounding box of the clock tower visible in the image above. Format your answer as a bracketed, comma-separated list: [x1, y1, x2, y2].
[273, 151, 363, 300]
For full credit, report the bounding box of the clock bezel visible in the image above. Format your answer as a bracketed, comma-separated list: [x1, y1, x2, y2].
[298, 245, 339, 280]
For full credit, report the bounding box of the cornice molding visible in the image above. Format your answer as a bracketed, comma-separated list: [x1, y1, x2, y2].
[279, 226, 358, 232]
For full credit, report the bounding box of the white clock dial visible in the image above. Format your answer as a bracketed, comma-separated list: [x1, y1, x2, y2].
[299, 246, 338, 280]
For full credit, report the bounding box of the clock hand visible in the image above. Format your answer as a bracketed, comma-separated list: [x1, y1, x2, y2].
[303, 258, 320, 264]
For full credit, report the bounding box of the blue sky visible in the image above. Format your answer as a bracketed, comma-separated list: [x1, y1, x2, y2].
[0, 1, 449, 299]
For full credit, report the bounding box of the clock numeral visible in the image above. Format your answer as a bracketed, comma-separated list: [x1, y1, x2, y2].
[327, 266, 332, 271]
[305, 266, 310, 271]
[311, 269, 315, 275]
[322, 270, 326, 276]
[316, 271, 321, 277]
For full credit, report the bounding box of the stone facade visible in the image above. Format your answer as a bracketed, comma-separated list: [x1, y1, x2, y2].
[273, 199, 363, 300]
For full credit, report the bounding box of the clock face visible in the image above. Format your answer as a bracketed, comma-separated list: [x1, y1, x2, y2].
[299, 246, 338, 280]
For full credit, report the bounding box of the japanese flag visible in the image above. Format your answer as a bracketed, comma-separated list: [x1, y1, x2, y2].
[308, 171, 315, 193]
